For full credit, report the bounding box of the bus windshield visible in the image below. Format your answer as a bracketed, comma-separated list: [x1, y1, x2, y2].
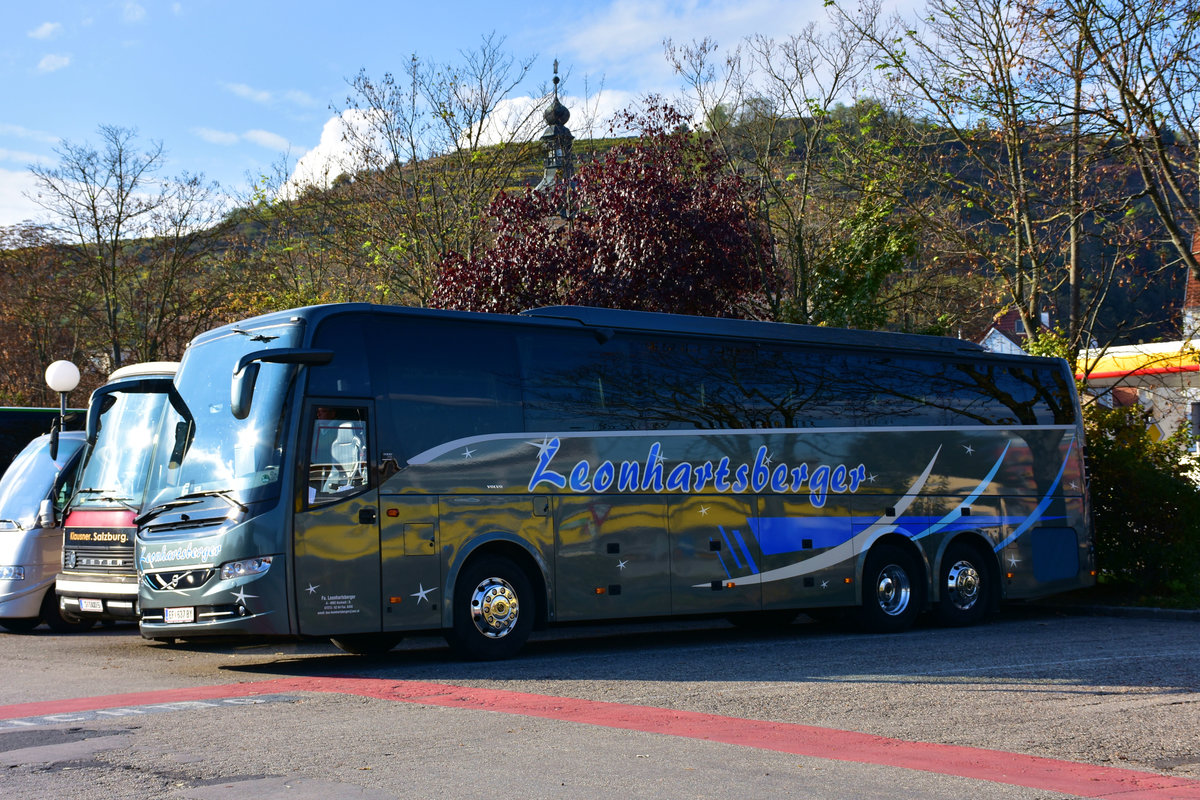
[0, 435, 82, 529]
[76, 391, 170, 506]
[143, 323, 301, 515]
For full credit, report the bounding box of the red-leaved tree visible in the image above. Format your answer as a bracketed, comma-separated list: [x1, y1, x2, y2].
[430, 102, 771, 317]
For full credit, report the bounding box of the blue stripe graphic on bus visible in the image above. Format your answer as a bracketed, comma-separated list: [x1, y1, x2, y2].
[994, 440, 1075, 552]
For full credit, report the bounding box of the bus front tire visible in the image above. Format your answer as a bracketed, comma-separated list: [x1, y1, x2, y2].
[859, 544, 925, 633]
[42, 592, 95, 634]
[935, 541, 991, 627]
[0, 617, 39, 633]
[446, 556, 534, 661]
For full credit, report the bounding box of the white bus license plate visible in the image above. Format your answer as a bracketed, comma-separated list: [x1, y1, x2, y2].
[164, 607, 195, 623]
[79, 598, 103, 613]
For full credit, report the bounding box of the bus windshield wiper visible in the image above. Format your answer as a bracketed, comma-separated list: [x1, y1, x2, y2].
[176, 489, 248, 513]
[134, 497, 204, 526]
[136, 489, 246, 527]
[72, 489, 138, 511]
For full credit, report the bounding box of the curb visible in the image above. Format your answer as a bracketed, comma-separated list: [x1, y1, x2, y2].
[1029, 603, 1200, 622]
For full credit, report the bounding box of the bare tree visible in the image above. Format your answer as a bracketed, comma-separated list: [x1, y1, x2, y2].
[834, 0, 1159, 350]
[27, 125, 228, 368]
[667, 23, 920, 330]
[330, 34, 543, 306]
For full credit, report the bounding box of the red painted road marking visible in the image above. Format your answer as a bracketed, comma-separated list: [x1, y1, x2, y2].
[3, 676, 1198, 800]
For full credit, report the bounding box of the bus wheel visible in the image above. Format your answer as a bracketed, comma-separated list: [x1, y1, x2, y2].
[446, 556, 534, 661]
[330, 633, 404, 656]
[42, 591, 95, 633]
[859, 544, 924, 633]
[0, 617, 39, 633]
[936, 542, 991, 627]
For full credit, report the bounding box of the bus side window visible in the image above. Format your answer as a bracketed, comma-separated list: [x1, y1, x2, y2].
[307, 407, 369, 506]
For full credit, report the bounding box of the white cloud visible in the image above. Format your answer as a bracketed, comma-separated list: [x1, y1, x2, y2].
[0, 148, 54, 166]
[194, 127, 240, 146]
[0, 167, 51, 227]
[123, 2, 146, 23]
[37, 54, 70, 73]
[288, 111, 373, 194]
[563, 0, 858, 91]
[284, 90, 320, 108]
[224, 82, 273, 104]
[244, 129, 290, 151]
[28, 22, 62, 40]
[0, 124, 58, 144]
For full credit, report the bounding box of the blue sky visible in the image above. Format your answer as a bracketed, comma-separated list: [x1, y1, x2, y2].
[2, 1, 861, 227]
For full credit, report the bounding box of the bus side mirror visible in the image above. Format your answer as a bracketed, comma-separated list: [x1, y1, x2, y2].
[37, 498, 56, 529]
[231, 362, 261, 420]
[168, 419, 194, 469]
[48, 419, 60, 461]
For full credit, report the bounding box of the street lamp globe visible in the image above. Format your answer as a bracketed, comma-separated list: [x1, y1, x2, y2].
[45, 360, 80, 394]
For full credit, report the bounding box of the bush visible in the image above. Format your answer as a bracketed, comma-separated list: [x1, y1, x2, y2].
[1084, 403, 1200, 602]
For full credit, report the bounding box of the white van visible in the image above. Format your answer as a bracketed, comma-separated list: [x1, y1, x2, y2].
[0, 431, 91, 632]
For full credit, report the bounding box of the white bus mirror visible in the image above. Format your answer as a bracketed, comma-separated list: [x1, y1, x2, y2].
[37, 498, 56, 529]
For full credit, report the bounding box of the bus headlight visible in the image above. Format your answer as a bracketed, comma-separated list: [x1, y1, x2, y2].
[219, 557, 272, 580]
[0, 566, 25, 580]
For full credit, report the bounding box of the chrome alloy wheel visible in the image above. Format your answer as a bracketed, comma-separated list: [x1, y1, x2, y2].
[945, 560, 981, 611]
[875, 563, 912, 616]
[469, 576, 520, 639]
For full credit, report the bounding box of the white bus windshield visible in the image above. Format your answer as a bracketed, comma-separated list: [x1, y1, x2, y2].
[76, 391, 169, 506]
[143, 323, 300, 513]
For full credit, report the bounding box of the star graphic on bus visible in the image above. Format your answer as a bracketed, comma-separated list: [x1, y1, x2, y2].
[963, 444, 975, 455]
[462, 446, 476, 459]
[1008, 553, 1021, 568]
[527, 438, 556, 458]
[617, 560, 628, 571]
[698, 505, 710, 516]
[231, 588, 257, 605]
[306, 584, 319, 594]
[411, 584, 438, 604]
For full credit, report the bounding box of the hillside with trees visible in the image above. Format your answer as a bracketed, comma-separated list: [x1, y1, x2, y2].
[1, 0, 1197, 405]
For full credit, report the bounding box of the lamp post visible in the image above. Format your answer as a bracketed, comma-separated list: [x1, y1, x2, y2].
[44, 360, 79, 460]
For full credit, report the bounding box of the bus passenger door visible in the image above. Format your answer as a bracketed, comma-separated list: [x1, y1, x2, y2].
[293, 402, 382, 636]
[669, 497, 762, 614]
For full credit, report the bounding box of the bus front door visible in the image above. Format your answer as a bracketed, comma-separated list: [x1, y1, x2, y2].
[293, 403, 382, 636]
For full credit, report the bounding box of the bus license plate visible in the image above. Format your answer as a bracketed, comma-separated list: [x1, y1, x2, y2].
[79, 598, 103, 613]
[164, 607, 194, 623]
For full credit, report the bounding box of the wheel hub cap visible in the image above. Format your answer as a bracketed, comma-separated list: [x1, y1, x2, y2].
[470, 577, 519, 639]
[946, 561, 980, 610]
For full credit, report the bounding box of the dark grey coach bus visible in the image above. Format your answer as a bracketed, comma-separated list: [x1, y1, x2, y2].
[135, 304, 1092, 659]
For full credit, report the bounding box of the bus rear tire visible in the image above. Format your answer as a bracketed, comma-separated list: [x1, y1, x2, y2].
[859, 544, 924, 633]
[935, 541, 991, 627]
[445, 555, 533, 661]
[330, 633, 404, 656]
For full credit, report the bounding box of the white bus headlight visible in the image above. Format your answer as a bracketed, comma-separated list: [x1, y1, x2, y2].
[219, 556, 272, 580]
[0, 566, 25, 580]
